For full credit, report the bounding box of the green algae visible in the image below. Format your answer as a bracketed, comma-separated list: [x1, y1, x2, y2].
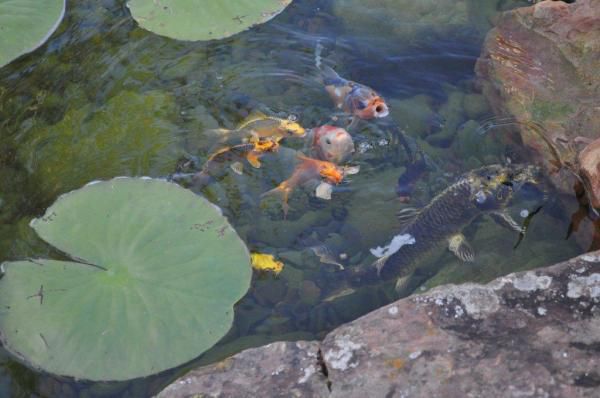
[16, 90, 183, 201]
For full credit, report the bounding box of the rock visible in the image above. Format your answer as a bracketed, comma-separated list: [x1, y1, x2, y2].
[156, 341, 328, 398]
[578, 138, 600, 209]
[157, 252, 600, 398]
[475, 0, 600, 170]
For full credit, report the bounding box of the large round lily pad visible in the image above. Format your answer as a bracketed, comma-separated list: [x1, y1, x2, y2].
[0, 178, 251, 381]
[0, 0, 66, 68]
[127, 0, 293, 41]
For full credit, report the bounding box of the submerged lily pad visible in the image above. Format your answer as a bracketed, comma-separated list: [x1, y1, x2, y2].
[127, 0, 293, 41]
[0, 0, 66, 68]
[0, 178, 251, 381]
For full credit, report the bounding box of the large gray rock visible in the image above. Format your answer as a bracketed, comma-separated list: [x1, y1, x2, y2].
[158, 252, 600, 397]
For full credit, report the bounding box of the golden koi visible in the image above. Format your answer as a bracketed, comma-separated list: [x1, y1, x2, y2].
[214, 111, 306, 146]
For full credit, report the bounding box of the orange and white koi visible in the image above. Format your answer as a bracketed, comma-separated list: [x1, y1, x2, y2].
[262, 155, 344, 218]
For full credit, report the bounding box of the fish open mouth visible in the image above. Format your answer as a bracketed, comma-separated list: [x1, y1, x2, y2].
[375, 104, 389, 118]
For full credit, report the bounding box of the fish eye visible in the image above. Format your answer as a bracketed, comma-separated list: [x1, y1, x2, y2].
[375, 105, 384, 113]
[325, 138, 332, 145]
[356, 101, 367, 110]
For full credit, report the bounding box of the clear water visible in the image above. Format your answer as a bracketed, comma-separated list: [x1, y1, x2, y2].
[0, 0, 584, 396]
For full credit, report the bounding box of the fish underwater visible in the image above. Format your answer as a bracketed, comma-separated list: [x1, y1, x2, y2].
[262, 155, 345, 218]
[212, 111, 306, 147]
[320, 65, 389, 121]
[315, 43, 389, 122]
[342, 164, 543, 295]
[309, 125, 355, 164]
[190, 139, 280, 189]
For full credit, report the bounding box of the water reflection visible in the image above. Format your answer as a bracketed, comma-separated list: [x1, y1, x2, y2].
[0, 0, 584, 396]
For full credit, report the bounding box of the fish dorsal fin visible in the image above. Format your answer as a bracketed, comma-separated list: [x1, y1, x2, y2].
[237, 111, 270, 129]
[396, 207, 420, 229]
[296, 154, 316, 164]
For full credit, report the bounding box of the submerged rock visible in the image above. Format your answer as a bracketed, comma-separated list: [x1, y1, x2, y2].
[17, 90, 183, 201]
[157, 252, 600, 398]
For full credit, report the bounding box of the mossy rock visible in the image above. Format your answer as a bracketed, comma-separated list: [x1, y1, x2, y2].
[17, 90, 183, 201]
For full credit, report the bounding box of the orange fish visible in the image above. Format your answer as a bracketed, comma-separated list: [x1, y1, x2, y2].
[321, 65, 389, 120]
[263, 155, 344, 218]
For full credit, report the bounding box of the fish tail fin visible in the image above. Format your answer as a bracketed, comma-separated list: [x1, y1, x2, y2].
[261, 185, 290, 219]
[191, 171, 214, 190]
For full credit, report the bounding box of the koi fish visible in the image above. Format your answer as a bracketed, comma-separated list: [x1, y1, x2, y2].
[192, 139, 280, 189]
[343, 164, 543, 295]
[320, 65, 389, 120]
[262, 155, 344, 218]
[310, 125, 355, 164]
[315, 42, 388, 121]
[213, 111, 306, 147]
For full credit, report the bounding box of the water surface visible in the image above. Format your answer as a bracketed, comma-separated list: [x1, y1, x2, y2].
[0, 0, 583, 396]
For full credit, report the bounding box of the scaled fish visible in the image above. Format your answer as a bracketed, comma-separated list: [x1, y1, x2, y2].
[213, 111, 306, 147]
[309, 125, 355, 164]
[192, 139, 280, 189]
[315, 42, 388, 121]
[320, 65, 389, 121]
[344, 164, 542, 294]
[262, 155, 344, 218]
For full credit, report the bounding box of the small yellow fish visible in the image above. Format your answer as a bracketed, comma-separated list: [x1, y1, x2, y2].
[250, 252, 284, 275]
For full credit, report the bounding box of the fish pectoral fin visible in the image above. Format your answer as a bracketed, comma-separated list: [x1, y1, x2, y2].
[448, 233, 475, 262]
[372, 255, 390, 276]
[230, 162, 244, 175]
[396, 207, 420, 229]
[489, 211, 523, 233]
[246, 152, 262, 168]
[315, 182, 333, 200]
[394, 274, 413, 295]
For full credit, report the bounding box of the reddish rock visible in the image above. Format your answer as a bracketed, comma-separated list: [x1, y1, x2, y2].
[476, 0, 600, 170]
[578, 138, 600, 209]
[157, 252, 600, 398]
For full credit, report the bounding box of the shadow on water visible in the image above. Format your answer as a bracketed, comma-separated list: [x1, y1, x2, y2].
[0, 0, 585, 396]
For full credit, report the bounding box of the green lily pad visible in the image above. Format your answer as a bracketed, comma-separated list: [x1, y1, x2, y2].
[127, 0, 293, 41]
[0, 0, 66, 68]
[0, 178, 251, 381]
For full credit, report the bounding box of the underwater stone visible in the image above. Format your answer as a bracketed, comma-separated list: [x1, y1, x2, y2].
[17, 90, 183, 201]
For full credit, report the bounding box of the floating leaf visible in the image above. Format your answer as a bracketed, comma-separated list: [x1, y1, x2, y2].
[251, 252, 284, 275]
[0, 0, 66, 68]
[127, 0, 293, 41]
[0, 178, 251, 381]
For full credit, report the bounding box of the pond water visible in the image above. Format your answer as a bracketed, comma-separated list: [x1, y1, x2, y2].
[0, 0, 585, 396]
